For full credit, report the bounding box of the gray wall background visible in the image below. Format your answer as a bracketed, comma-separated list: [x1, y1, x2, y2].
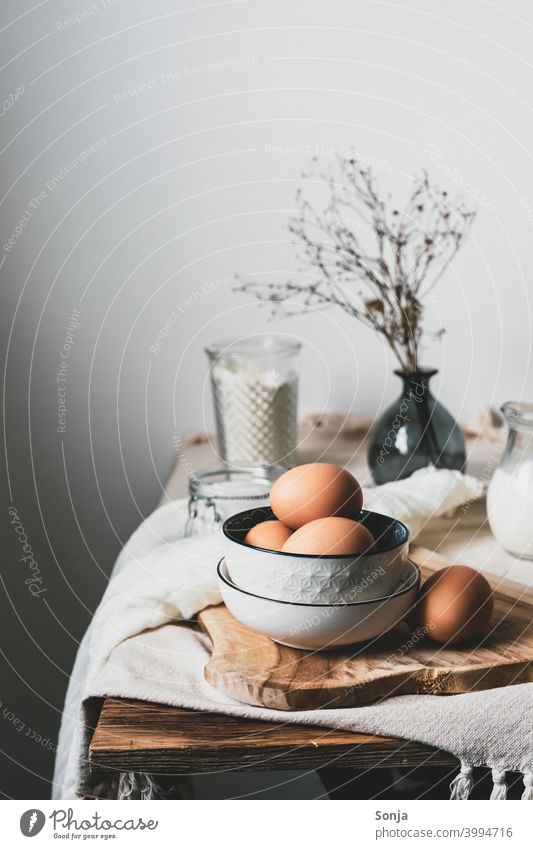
[1, 0, 532, 798]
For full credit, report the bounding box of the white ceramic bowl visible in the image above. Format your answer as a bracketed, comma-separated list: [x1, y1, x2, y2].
[218, 557, 420, 649]
[222, 507, 409, 604]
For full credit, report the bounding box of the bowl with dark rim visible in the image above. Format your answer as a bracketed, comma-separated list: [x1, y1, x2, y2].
[222, 507, 409, 604]
[217, 557, 420, 649]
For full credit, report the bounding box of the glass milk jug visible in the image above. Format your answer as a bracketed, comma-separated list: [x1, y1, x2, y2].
[487, 402, 533, 559]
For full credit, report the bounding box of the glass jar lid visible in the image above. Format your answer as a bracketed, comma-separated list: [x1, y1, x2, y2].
[205, 334, 301, 360]
[188, 462, 286, 502]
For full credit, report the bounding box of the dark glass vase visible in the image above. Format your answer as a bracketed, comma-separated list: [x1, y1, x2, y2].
[368, 369, 466, 485]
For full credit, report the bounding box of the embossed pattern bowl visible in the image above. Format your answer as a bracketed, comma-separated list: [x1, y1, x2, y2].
[222, 507, 409, 604]
[217, 557, 420, 649]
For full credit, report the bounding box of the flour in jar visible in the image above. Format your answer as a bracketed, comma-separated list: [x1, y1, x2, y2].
[211, 360, 298, 465]
[487, 461, 533, 557]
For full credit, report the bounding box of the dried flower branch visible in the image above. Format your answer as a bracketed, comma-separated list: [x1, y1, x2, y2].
[237, 155, 476, 371]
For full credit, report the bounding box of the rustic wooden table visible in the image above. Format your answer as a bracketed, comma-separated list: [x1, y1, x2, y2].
[89, 698, 457, 777]
[87, 423, 530, 796]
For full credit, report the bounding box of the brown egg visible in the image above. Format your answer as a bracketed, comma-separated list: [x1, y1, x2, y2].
[415, 564, 494, 645]
[281, 517, 374, 556]
[244, 520, 293, 551]
[270, 463, 363, 530]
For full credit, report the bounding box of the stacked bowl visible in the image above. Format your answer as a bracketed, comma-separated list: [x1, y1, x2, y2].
[218, 463, 420, 650]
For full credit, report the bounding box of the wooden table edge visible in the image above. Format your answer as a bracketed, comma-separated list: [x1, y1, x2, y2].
[89, 698, 458, 774]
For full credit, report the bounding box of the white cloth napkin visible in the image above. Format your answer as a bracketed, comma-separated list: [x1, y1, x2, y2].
[364, 467, 484, 538]
[53, 474, 532, 801]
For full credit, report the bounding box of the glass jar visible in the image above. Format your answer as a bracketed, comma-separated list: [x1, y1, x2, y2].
[184, 463, 284, 537]
[487, 402, 533, 559]
[205, 334, 301, 467]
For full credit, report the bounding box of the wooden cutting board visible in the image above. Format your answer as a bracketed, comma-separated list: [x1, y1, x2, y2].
[198, 547, 533, 710]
